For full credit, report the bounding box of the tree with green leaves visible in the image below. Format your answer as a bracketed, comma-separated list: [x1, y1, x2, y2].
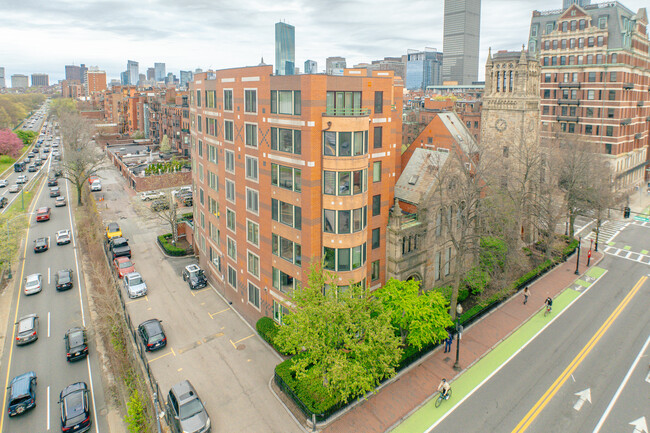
[15, 130, 36, 146]
[159, 134, 170, 154]
[274, 265, 402, 404]
[375, 279, 453, 349]
[49, 98, 78, 118]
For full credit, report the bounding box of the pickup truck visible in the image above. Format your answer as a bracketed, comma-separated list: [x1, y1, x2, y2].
[109, 237, 131, 259]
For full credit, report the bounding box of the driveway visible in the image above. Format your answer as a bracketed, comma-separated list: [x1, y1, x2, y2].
[93, 161, 303, 433]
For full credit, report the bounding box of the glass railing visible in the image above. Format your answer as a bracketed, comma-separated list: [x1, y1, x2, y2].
[323, 107, 371, 117]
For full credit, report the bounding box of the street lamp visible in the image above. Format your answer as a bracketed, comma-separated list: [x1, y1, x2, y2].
[453, 303, 463, 371]
[574, 236, 582, 275]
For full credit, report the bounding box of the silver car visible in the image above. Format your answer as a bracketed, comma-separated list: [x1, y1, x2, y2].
[15, 314, 39, 345]
[124, 272, 147, 299]
[56, 229, 71, 245]
[24, 274, 43, 295]
[167, 380, 211, 433]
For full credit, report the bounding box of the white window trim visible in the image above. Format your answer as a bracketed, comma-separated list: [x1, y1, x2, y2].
[224, 149, 235, 174]
[246, 187, 260, 216]
[244, 121, 258, 149]
[223, 88, 234, 113]
[245, 155, 259, 183]
[227, 235, 237, 261]
[247, 250, 260, 280]
[225, 178, 236, 204]
[246, 219, 260, 248]
[244, 88, 258, 114]
[224, 119, 234, 143]
[226, 207, 236, 234]
[248, 281, 261, 311]
[227, 265, 237, 290]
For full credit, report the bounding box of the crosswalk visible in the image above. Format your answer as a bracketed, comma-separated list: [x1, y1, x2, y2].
[602, 246, 650, 266]
[583, 220, 630, 244]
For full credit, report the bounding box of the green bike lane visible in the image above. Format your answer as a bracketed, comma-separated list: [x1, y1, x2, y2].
[392, 266, 607, 433]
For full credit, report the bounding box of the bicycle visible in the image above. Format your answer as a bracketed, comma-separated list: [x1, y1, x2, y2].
[434, 388, 453, 408]
[544, 304, 552, 317]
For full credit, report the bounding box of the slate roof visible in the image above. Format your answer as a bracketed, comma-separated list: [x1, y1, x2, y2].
[395, 148, 448, 206]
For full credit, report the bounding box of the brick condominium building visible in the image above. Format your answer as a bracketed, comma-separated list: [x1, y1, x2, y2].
[189, 65, 403, 323]
[529, 2, 650, 188]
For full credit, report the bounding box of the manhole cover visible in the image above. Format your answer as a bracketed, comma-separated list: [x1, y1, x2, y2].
[237, 344, 246, 351]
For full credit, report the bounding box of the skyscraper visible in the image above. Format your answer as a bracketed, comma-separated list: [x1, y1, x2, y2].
[563, 0, 590, 8]
[274, 22, 295, 76]
[31, 73, 49, 87]
[180, 70, 193, 89]
[65, 65, 81, 81]
[120, 71, 129, 86]
[0, 67, 5, 88]
[147, 68, 155, 81]
[80, 64, 87, 84]
[406, 48, 444, 90]
[154, 63, 166, 81]
[127, 60, 139, 86]
[326, 57, 347, 75]
[86, 68, 107, 94]
[304, 60, 318, 74]
[11, 74, 28, 89]
[442, 0, 481, 85]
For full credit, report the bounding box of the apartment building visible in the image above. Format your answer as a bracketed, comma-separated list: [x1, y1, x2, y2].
[190, 65, 403, 323]
[529, 2, 650, 188]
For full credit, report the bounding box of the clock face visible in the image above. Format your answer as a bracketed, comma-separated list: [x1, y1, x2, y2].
[495, 118, 507, 132]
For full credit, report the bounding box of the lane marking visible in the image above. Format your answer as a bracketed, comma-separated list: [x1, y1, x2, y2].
[592, 334, 650, 433]
[0, 163, 46, 433]
[147, 349, 175, 363]
[230, 333, 254, 348]
[209, 308, 231, 319]
[47, 312, 50, 338]
[190, 287, 211, 297]
[511, 276, 647, 433]
[47, 386, 50, 431]
[48, 267, 50, 284]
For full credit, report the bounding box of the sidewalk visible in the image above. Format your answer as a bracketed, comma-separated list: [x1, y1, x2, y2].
[323, 246, 602, 433]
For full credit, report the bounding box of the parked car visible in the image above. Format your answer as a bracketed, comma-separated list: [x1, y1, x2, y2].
[172, 186, 192, 197]
[88, 176, 99, 185]
[105, 222, 122, 240]
[90, 180, 101, 191]
[124, 272, 147, 299]
[138, 319, 167, 351]
[59, 382, 91, 432]
[113, 257, 135, 278]
[182, 264, 207, 290]
[0, 197, 7, 209]
[7, 371, 37, 417]
[166, 380, 211, 433]
[33, 237, 49, 253]
[64, 327, 88, 362]
[36, 207, 51, 222]
[55, 196, 66, 207]
[181, 196, 193, 207]
[109, 237, 131, 259]
[56, 229, 71, 245]
[50, 186, 60, 197]
[24, 273, 43, 295]
[151, 199, 169, 212]
[55, 269, 73, 291]
[48, 177, 58, 187]
[15, 314, 39, 346]
[140, 191, 164, 201]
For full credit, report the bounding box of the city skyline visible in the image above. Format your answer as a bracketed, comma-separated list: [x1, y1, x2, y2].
[1, 0, 648, 84]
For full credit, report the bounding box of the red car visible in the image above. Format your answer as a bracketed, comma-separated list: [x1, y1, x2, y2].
[35, 207, 51, 222]
[113, 257, 135, 278]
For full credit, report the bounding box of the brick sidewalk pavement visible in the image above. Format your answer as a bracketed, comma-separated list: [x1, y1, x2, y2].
[323, 247, 602, 433]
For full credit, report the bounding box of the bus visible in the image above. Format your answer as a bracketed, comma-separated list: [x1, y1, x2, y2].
[14, 161, 26, 172]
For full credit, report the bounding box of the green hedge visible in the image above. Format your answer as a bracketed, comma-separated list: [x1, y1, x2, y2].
[256, 317, 290, 355]
[157, 234, 186, 256]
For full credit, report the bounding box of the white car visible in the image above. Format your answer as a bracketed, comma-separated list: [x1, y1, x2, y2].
[140, 191, 164, 201]
[0, 180, 7, 188]
[172, 186, 192, 197]
[56, 229, 71, 245]
[124, 272, 147, 299]
[24, 273, 43, 295]
[90, 180, 102, 191]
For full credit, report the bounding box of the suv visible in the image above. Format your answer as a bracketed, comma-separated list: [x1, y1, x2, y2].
[110, 237, 131, 259]
[138, 319, 167, 351]
[182, 265, 207, 290]
[8, 372, 37, 416]
[124, 272, 147, 299]
[64, 327, 88, 361]
[59, 382, 91, 432]
[167, 380, 211, 433]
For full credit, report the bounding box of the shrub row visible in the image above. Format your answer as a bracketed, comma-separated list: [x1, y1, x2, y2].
[157, 234, 186, 256]
[256, 317, 290, 355]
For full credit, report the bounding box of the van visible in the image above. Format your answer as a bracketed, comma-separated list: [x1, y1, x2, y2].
[91, 180, 102, 191]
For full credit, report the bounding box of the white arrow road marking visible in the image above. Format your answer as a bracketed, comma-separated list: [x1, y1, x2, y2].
[630, 417, 648, 433]
[573, 388, 592, 411]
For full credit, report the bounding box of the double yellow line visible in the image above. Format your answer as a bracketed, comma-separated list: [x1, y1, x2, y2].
[511, 275, 647, 433]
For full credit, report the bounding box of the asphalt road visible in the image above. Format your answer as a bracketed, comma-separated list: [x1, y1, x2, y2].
[432, 222, 650, 433]
[0, 129, 110, 433]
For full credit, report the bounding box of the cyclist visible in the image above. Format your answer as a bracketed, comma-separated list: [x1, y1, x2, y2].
[438, 378, 451, 400]
[545, 297, 553, 313]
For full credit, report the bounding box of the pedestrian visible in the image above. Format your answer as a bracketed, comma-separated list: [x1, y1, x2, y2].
[444, 332, 453, 353]
[523, 286, 529, 305]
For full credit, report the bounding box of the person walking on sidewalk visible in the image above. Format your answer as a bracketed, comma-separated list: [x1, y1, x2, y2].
[444, 332, 453, 353]
[523, 286, 530, 305]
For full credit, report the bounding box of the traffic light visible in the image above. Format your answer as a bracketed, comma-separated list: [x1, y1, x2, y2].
[624, 206, 631, 218]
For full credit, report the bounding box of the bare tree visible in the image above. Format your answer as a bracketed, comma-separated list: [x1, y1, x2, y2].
[155, 191, 180, 244]
[57, 112, 103, 205]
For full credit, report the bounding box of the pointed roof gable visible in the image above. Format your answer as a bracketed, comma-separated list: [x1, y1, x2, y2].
[559, 3, 589, 20]
[395, 148, 449, 206]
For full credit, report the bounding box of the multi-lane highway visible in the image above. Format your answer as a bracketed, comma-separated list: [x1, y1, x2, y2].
[0, 116, 110, 432]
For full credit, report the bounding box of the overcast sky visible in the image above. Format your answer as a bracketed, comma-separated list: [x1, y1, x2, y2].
[1, 0, 647, 85]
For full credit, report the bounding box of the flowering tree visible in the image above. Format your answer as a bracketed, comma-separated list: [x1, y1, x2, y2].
[0, 129, 23, 158]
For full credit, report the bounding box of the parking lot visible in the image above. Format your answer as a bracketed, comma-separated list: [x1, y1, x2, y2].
[93, 161, 303, 433]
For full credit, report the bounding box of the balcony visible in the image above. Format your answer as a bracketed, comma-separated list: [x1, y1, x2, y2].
[559, 82, 580, 88]
[557, 99, 580, 105]
[557, 116, 579, 122]
[621, 118, 631, 126]
[323, 107, 371, 117]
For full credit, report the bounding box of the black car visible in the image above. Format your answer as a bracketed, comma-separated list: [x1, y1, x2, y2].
[33, 237, 49, 253]
[0, 197, 7, 209]
[48, 178, 58, 187]
[64, 327, 88, 361]
[138, 319, 167, 351]
[59, 382, 91, 433]
[55, 269, 73, 291]
[8, 371, 37, 417]
[110, 237, 131, 259]
[182, 264, 207, 290]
